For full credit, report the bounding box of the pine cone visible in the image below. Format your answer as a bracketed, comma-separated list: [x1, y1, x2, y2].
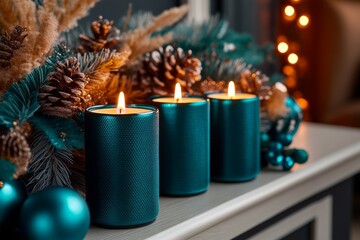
[238, 69, 272, 100]
[39, 57, 88, 118]
[79, 16, 119, 53]
[0, 127, 31, 178]
[138, 45, 202, 96]
[0, 25, 27, 68]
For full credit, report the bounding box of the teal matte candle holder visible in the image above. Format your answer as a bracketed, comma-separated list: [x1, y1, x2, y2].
[85, 104, 159, 228]
[151, 96, 210, 196]
[208, 92, 260, 182]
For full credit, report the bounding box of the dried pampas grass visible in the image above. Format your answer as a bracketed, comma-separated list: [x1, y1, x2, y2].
[0, 0, 100, 89]
[120, 4, 189, 62]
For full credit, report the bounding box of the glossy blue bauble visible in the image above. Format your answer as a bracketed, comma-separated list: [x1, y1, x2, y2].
[20, 187, 90, 240]
[277, 133, 293, 146]
[283, 156, 295, 171]
[291, 149, 309, 164]
[260, 133, 270, 146]
[0, 180, 28, 231]
[265, 151, 283, 167]
[268, 141, 283, 153]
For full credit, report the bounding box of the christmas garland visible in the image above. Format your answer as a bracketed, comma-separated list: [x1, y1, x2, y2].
[0, 1, 308, 196]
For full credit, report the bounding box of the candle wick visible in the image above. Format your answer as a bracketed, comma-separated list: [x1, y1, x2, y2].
[117, 108, 126, 114]
[176, 98, 180, 103]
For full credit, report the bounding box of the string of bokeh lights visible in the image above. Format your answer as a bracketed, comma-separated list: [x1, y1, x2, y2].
[277, 0, 310, 111]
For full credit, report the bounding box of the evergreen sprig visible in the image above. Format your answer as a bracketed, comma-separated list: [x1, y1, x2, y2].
[29, 114, 84, 151]
[0, 67, 47, 128]
[27, 130, 73, 192]
[0, 45, 73, 129]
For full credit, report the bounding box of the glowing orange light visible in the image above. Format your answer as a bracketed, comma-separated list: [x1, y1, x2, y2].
[228, 81, 235, 98]
[277, 42, 289, 53]
[117, 92, 126, 114]
[285, 77, 297, 88]
[174, 83, 182, 102]
[283, 65, 296, 76]
[296, 97, 309, 110]
[298, 15, 310, 27]
[284, 5, 295, 17]
[288, 53, 299, 64]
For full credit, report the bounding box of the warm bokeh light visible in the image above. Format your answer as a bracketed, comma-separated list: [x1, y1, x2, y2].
[228, 81, 235, 98]
[117, 92, 126, 114]
[298, 15, 310, 27]
[277, 42, 289, 53]
[288, 53, 299, 64]
[285, 77, 297, 88]
[291, 0, 301, 3]
[284, 5, 295, 17]
[296, 97, 309, 110]
[283, 65, 296, 76]
[174, 83, 182, 102]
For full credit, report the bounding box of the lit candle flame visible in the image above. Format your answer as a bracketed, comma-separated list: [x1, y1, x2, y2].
[174, 83, 182, 102]
[117, 92, 126, 114]
[228, 81, 235, 98]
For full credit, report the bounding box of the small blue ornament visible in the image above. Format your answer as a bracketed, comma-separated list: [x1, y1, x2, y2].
[277, 133, 293, 146]
[268, 141, 283, 153]
[282, 156, 295, 171]
[0, 180, 28, 232]
[269, 153, 284, 167]
[290, 149, 309, 164]
[260, 133, 270, 146]
[20, 187, 90, 240]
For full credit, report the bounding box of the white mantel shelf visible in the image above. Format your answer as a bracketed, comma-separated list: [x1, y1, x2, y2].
[86, 123, 360, 240]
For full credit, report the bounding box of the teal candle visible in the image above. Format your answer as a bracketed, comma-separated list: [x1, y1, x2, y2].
[151, 94, 210, 196]
[208, 87, 260, 182]
[85, 103, 159, 228]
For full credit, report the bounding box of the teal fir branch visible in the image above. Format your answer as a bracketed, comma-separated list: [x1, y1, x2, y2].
[27, 130, 73, 192]
[29, 114, 84, 151]
[202, 57, 249, 81]
[60, 25, 92, 50]
[45, 44, 73, 70]
[166, 17, 270, 66]
[0, 67, 47, 128]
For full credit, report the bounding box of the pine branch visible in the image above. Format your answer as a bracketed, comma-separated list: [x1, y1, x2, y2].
[27, 130, 73, 192]
[29, 114, 84, 151]
[45, 44, 73, 70]
[78, 49, 130, 88]
[0, 67, 47, 128]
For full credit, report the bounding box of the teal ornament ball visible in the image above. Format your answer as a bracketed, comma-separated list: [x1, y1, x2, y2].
[277, 133, 293, 146]
[291, 149, 309, 164]
[20, 187, 90, 240]
[0, 180, 28, 231]
[268, 141, 283, 153]
[283, 156, 295, 171]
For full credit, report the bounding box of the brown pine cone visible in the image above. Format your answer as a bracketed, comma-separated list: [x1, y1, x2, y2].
[39, 57, 88, 118]
[238, 69, 272, 100]
[138, 45, 202, 96]
[0, 25, 27, 68]
[79, 16, 119, 53]
[0, 127, 31, 178]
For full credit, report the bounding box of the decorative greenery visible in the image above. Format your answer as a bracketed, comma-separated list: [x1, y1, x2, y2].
[27, 131, 73, 192]
[29, 115, 84, 151]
